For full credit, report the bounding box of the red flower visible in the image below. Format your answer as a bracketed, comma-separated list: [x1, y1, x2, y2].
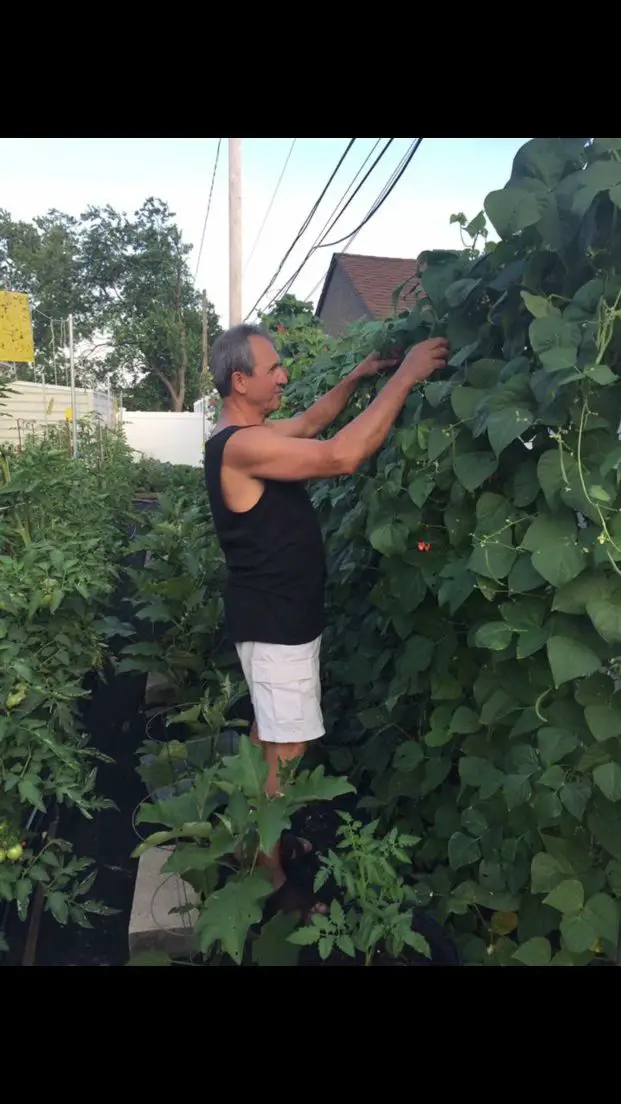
[417, 541, 432, 552]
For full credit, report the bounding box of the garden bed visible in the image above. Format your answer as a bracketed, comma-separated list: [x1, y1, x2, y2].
[4, 540, 152, 966]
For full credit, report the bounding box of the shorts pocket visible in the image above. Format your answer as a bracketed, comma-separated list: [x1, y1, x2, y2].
[252, 657, 315, 728]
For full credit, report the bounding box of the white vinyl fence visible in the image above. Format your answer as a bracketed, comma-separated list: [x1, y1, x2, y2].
[0, 381, 117, 447]
[121, 410, 214, 467]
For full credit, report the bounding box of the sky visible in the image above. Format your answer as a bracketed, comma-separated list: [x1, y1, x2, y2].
[0, 137, 531, 328]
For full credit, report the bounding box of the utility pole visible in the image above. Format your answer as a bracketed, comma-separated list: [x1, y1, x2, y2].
[68, 313, 78, 458]
[228, 138, 242, 325]
[201, 288, 209, 381]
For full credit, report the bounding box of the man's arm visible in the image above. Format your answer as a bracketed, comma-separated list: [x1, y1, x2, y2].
[224, 339, 449, 482]
[270, 352, 399, 439]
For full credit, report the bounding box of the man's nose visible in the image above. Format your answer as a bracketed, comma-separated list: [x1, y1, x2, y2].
[277, 368, 288, 385]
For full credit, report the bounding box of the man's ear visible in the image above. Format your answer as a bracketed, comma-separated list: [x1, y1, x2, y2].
[231, 370, 249, 395]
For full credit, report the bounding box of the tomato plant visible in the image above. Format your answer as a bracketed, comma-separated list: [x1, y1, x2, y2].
[0, 419, 137, 944]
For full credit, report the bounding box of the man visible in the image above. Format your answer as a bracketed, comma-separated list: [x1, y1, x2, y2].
[204, 324, 449, 909]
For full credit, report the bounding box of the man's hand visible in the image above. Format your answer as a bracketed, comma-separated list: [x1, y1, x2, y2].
[350, 350, 400, 381]
[398, 338, 450, 385]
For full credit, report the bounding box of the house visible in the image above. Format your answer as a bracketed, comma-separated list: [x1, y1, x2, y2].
[315, 252, 422, 337]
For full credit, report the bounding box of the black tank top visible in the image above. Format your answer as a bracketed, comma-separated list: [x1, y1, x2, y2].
[204, 425, 327, 645]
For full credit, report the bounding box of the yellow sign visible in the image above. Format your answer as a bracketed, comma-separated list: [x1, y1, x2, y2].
[0, 291, 35, 362]
[65, 408, 73, 421]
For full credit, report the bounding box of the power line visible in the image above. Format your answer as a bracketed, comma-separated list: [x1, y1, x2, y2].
[243, 138, 357, 320]
[267, 138, 395, 309]
[291, 139, 424, 307]
[193, 138, 222, 282]
[294, 138, 386, 263]
[244, 138, 297, 274]
[321, 138, 423, 249]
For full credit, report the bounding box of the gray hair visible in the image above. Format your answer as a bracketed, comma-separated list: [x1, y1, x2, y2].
[210, 323, 270, 398]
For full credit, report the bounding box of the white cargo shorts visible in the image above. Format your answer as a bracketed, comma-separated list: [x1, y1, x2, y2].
[235, 635, 325, 744]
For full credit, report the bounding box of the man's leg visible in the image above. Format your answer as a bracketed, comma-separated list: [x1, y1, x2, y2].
[237, 637, 324, 895]
[250, 720, 305, 889]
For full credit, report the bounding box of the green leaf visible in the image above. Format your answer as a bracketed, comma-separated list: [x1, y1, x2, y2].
[194, 873, 272, 965]
[589, 810, 621, 861]
[219, 736, 268, 798]
[520, 291, 558, 319]
[531, 851, 563, 894]
[584, 703, 621, 742]
[521, 515, 584, 583]
[606, 859, 621, 897]
[547, 636, 601, 688]
[459, 756, 503, 797]
[593, 762, 621, 803]
[560, 779, 591, 821]
[393, 741, 424, 772]
[163, 843, 228, 874]
[286, 766, 355, 807]
[512, 459, 540, 506]
[288, 925, 321, 946]
[516, 626, 549, 659]
[532, 543, 585, 589]
[425, 727, 453, 748]
[450, 706, 481, 734]
[543, 878, 584, 914]
[529, 315, 581, 373]
[512, 936, 552, 966]
[560, 914, 598, 954]
[448, 831, 481, 870]
[507, 554, 545, 595]
[473, 621, 513, 651]
[368, 520, 408, 557]
[583, 363, 617, 385]
[467, 358, 505, 389]
[469, 540, 517, 581]
[485, 186, 546, 238]
[408, 473, 435, 508]
[451, 385, 486, 423]
[553, 573, 610, 615]
[17, 777, 45, 812]
[572, 159, 621, 215]
[503, 774, 532, 810]
[336, 933, 356, 958]
[537, 727, 578, 766]
[586, 596, 621, 644]
[255, 798, 292, 856]
[540, 765, 565, 789]
[428, 424, 452, 461]
[487, 407, 534, 456]
[446, 277, 481, 308]
[48, 891, 69, 925]
[252, 911, 302, 966]
[453, 451, 498, 492]
[403, 929, 431, 957]
[583, 893, 619, 946]
[462, 807, 488, 837]
[318, 936, 333, 960]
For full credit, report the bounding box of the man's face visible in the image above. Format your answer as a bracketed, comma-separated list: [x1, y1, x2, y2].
[233, 335, 289, 413]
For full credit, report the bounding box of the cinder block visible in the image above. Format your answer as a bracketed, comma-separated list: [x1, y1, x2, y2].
[128, 845, 198, 958]
[144, 670, 176, 706]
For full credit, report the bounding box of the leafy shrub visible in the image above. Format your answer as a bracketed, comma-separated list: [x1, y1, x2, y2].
[286, 138, 621, 966]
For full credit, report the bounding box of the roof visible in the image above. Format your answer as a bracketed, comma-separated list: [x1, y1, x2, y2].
[316, 252, 422, 321]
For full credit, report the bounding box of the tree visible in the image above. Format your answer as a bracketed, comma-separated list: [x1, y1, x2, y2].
[259, 293, 328, 367]
[0, 200, 222, 410]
